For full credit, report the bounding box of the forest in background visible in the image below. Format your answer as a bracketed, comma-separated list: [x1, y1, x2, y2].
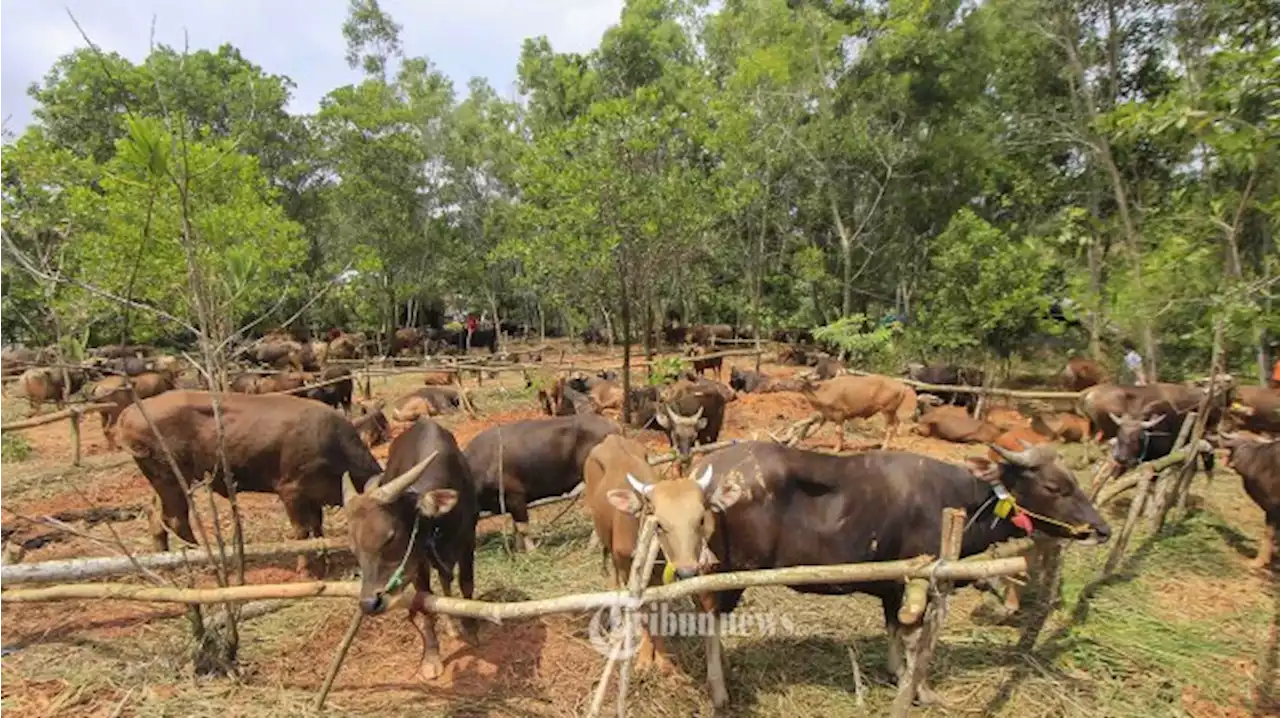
[2, 0, 1276, 382]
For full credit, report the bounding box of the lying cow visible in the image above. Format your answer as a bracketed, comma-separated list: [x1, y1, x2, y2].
[90, 371, 176, 450]
[342, 418, 479, 679]
[391, 387, 464, 422]
[1220, 434, 1280, 569]
[538, 377, 597, 417]
[1063, 356, 1106, 391]
[800, 375, 918, 451]
[687, 441, 1110, 707]
[729, 367, 770, 394]
[905, 363, 984, 410]
[465, 414, 620, 551]
[584, 435, 740, 672]
[118, 391, 384, 576]
[916, 405, 1003, 444]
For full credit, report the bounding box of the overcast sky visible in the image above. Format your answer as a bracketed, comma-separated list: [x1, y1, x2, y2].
[1, 0, 624, 133]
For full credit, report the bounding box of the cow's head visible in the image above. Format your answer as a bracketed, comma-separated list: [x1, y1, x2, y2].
[655, 405, 706, 456]
[341, 453, 457, 615]
[968, 442, 1111, 544]
[607, 466, 742, 580]
[1108, 411, 1167, 468]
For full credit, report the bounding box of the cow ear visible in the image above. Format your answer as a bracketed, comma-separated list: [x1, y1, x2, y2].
[965, 457, 1001, 483]
[709, 480, 742, 512]
[417, 489, 459, 517]
[696, 417, 708, 430]
[655, 411, 670, 429]
[607, 489, 644, 515]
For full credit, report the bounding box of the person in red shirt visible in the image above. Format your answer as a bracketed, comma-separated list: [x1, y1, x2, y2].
[466, 315, 478, 352]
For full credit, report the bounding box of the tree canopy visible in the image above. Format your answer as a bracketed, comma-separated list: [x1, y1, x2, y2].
[3, 0, 1276, 380]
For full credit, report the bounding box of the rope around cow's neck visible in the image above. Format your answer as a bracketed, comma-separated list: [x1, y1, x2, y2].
[383, 515, 421, 596]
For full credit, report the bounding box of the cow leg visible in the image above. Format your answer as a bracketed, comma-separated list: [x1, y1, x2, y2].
[508, 491, 537, 552]
[881, 418, 896, 450]
[435, 563, 459, 638]
[882, 601, 906, 680]
[834, 421, 846, 453]
[1253, 520, 1276, 570]
[411, 562, 445, 681]
[148, 480, 197, 552]
[703, 610, 729, 708]
[457, 533, 480, 644]
[281, 495, 325, 578]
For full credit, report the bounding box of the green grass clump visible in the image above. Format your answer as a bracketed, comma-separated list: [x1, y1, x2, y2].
[1, 432, 32, 462]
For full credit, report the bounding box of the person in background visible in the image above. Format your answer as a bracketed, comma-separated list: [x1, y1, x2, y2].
[1123, 341, 1147, 386]
[465, 314, 478, 352]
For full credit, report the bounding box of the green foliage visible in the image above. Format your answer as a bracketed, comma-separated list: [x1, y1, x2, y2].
[1, 433, 32, 463]
[62, 122, 304, 341]
[648, 356, 684, 385]
[919, 209, 1056, 357]
[812, 314, 898, 365]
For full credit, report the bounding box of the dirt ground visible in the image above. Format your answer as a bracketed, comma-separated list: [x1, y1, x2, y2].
[1, 341, 1277, 717]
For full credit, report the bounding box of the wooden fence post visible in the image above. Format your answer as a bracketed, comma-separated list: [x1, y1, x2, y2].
[1104, 467, 1155, 576]
[68, 407, 83, 467]
[891, 508, 965, 717]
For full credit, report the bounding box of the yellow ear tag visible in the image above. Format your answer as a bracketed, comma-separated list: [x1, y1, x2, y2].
[662, 562, 677, 585]
[994, 497, 1015, 519]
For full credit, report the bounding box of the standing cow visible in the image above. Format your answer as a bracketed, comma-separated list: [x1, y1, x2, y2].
[465, 414, 620, 551]
[584, 435, 741, 671]
[685, 441, 1110, 707]
[117, 391, 383, 576]
[342, 419, 479, 679]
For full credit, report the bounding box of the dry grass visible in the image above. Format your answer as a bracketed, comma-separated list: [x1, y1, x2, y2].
[2, 343, 1277, 717]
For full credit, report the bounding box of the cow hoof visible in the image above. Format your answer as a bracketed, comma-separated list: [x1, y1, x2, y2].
[416, 658, 445, 681]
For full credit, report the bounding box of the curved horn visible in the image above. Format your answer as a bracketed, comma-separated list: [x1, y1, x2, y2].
[988, 442, 1035, 467]
[1108, 412, 1125, 425]
[626, 473, 654, 496]
[1140, 413, 1166, 429]
[692, 406, 705, 422]
[694, 465, 713, 491]
[370, 450, 439, 504]
[342, 471, 359, 505]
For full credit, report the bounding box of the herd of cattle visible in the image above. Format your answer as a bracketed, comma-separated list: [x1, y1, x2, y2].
[2, 334, 1279, 706]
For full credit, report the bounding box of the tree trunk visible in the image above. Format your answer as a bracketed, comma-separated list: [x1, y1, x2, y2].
[618, 254, 633, 428]
[488, 292, 502, 353]
[643, 293, 655, 362]
[833, 196, 853, 318]
[537, 301, 546, 344]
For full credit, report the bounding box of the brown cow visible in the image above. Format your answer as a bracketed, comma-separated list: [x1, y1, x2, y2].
[1079, 382, 1207, 441]
[690, 324, 734, 346]
[1220, 435, 1280, 569]
[351, 403, 390, 447]
[916, 406, 1004, 444]
[18, 367, 88, 413]
[1227, 386, 1280, 436]
[686, 345, 723, 380]
[986, 406, 1030, 432]
[90, 372, 176, 450]
[800, 375, 918, 451]
[465, 414, 620, 551]
[656, 381, 727, 458]
[117, 391, 383, 576]
[1030, 412, 1089, 443]
[301, 366, 354, 414]
[584, 435, 742, 672]
[1063, 356, 1106, 391]
[391, 387, 463, 423]
[251, 340, 304, 371]
[393, 327, 425, 356]
[687, 441, 1109, 707]
[728, 367, 770, 393]
[423, 370, 455, 386]
[342, 419, 479, 679]
[327, 332, 361, 360]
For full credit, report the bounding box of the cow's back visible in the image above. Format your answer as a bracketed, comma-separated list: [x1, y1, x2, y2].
[119, 391, 381, 499]
[466, 414, 620, 497]
[697, 442, 990, 596]
[386, 419, 477, 514]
